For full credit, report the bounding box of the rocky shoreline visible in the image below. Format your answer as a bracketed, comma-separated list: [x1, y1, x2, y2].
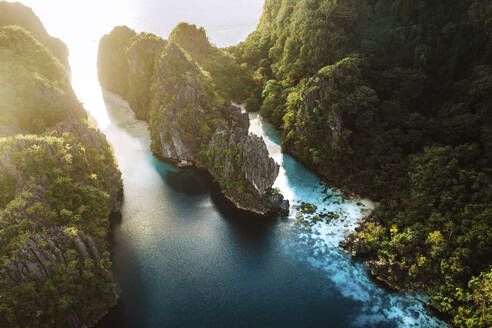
[339, 213, 425, 294]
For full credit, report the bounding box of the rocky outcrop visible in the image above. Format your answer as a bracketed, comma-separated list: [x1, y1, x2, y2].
[126, 35, 166, 121]
[0, 228, 117, 292]
[150, 43, 289, 215]
[220, 106, 279, 194]
[339, 219, 372, 257]
[0, 226, 119, 328]
[150, 42, 215, 163]
[48, 119, 123, 212]
[98, 30, 288, 215]
[207, 106, 289, 215]
[366, 259, 408, 291]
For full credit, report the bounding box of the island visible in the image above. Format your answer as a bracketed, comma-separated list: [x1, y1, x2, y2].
[97, 24, 289, 216]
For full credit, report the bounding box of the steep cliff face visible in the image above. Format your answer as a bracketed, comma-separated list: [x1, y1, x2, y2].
[149, 42, 223, 163]
[0, 11, 122, 328]
[206, 107, 289, 215]
[282, 55, 379, 184]
[126, 35, 166, 121]
[98, 28, 166, 121]
[98, 28, 289, 215]
[97, 26, 137, 99]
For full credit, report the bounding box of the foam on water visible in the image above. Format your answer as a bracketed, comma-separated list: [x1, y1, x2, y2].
[249, 113, 447, 328]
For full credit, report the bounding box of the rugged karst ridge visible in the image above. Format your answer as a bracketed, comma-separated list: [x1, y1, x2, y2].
[98, 26, 289, 215]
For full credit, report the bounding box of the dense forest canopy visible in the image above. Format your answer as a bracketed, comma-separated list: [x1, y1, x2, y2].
[230, 0, 492, 326]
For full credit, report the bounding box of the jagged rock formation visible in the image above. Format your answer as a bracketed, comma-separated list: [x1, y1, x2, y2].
[150, 42, 219, 163]
[98, 27, 289, 215]
[126, 35, 166, 121]
[206, 106, 289, 214]
[0, 7, 122, 328]
[0, 230, 118, 328]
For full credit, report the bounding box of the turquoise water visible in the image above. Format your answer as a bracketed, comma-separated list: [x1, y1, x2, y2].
[10, 1, 446, 326]
[94, 94, 444, 327]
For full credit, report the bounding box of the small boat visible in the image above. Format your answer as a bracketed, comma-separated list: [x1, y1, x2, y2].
[178, 160, 193, 167]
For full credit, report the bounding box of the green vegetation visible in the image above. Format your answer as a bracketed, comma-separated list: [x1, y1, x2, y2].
[0, 1, 69, 67]
[98, 23, 257, 115]
[0, 25, 83, 136]
[98, 26, 166, 120]
[0, 7, 122, 328]
[148, 42, 225, 161]
[204, 129, 264, 209]
[231, 0, 492, 326]
[169, 23, 257, 105]
[0, 135, 119, 327]
[1, 249, 116, 328]
[98, 23, 266, 199]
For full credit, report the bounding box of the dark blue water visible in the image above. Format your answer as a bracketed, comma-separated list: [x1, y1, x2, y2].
[96, 94, 443, 328]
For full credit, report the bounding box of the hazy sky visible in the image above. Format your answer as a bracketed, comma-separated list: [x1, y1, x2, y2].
[11, 0, 265, 47]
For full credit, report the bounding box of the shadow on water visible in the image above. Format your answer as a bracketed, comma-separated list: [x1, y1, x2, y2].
[97, 213, 151, 328]
[209, 179, 280, 247]
[152, 160, 210, 197]
[152, 152, 279, 249]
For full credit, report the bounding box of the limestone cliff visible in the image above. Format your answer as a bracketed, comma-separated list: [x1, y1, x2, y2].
[98, 27, 289, 215]
[126, 35, 166, 121]
[0, 11, 122, 328]
[149, 42, 222, 163]
[206, 107, 289, 215]
[150, 43, 289, 215]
